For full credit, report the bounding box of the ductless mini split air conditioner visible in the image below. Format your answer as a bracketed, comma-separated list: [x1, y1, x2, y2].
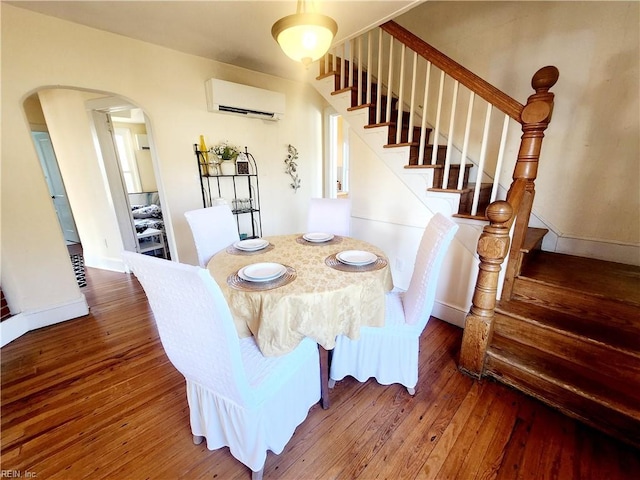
[205, 78, 285, 121]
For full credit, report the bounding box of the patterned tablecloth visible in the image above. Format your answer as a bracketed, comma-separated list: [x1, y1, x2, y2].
[207, 234, 394, 356]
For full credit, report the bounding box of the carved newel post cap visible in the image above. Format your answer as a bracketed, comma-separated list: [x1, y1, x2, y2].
[485, 201, 512, 226]
[532, 66, 559, 92]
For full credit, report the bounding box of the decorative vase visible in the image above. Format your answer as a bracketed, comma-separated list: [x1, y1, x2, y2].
[220, 160, 236, 176]
[207, 160, 220, 176]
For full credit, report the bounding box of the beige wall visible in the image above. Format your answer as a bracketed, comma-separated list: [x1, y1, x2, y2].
[1, 5, 326, 321]
[397, 1, 640, 258]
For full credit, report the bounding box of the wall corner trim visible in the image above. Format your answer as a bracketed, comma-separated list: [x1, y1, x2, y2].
[0, 295, 89, 347]
[432, 301, 467, 329]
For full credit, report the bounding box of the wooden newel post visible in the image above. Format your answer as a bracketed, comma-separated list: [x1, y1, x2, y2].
[502, 65, 560, 300]
[459, 201, 513, 378]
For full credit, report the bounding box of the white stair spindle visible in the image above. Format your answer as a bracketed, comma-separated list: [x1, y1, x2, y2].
[376, 30, 383, 124]
[340, 43, 346, 90]
[366, 32, 372, 105]
[331, 46, 337, 73]
[396, 43, 406, 145]
[491, 114, 511, 202]
[349, 39, 354, 89]
[357, 37, 363, 106]
[431, 70, 445, 166]
[386, 37, 394, 125]
[458, 91, 476, 190]
[408, 51, 418, 144]
[442, 80, 459, 189]
[418, 61, 432, 166]
[334, 46, 338, 73]
[471, 103, 493, 216]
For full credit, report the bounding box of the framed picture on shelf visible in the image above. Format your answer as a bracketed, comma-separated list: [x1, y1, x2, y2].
[236, 152, 250, 175]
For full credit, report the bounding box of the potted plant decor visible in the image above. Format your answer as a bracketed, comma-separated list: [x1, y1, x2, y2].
[212, 141, 240, 175]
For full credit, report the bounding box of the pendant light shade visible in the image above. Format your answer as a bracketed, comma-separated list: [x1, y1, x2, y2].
[272, 1, 337, 67]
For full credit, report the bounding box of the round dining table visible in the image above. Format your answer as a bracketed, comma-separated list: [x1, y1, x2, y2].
[207, 233, 394, 408]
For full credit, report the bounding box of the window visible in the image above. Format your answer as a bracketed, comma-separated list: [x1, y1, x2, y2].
[114, 127, 142, 193]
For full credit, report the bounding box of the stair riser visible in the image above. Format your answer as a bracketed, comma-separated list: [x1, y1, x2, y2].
[490, 331, 640, 412]
[409, 145, 447, 165]
[512, 278, 640, 324]
[458, 186, 492, 215]
[432, 166, 471, 190]
[387, 125, 432, 145]
[485, 352, 640, 448]
[496, 299, 640, 356]
[350, 82, 380, 107]
[367, 99, 399, 124]
[494, 313, 640, 388]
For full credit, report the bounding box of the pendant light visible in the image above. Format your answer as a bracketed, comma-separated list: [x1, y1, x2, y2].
[271, 0, 338, 68]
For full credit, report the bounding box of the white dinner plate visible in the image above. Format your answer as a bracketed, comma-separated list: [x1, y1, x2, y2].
[238, 262, 286, 282]
[303, 232, 334, 243]
[234, 238, 269, 251]
[336, 250, 377, 266]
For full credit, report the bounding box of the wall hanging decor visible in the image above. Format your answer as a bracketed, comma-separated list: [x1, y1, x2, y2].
[284, 144, 301, 192]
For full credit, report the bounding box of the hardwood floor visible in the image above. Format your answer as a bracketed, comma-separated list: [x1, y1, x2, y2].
[2, 267, 639, 479]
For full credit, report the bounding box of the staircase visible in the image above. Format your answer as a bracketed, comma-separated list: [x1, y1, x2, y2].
[316, 21, 640, 448]
[488, 248, 640, 447]
[318, 55, 492, 219]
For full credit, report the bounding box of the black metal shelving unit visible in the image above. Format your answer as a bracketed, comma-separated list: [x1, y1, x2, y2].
[194, 145, 263, 239]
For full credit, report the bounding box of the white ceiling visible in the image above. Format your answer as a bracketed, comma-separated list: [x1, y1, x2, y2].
[9, 0, 424, 81]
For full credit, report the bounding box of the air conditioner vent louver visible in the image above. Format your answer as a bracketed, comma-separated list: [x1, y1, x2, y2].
[218, 106, 277, 120]
[205, 78, 285, 121]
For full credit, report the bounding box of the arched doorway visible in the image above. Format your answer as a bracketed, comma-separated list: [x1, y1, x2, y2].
[23, 88, 171, 279]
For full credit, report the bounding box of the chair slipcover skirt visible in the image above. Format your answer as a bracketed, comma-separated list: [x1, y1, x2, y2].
[188, 337, 320, 473]
[330, 293, 422, 390]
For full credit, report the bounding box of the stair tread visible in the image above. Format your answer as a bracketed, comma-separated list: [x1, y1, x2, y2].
[487, 333, 640, 419]
[429, 182, 493, 194]
[453, 213, 488, 221]
[496, 299, 640, 356]
[519, 251, 640, 306]
[384, 142, 417, 148]
[404, 164, 442, 170]
[347, 103, 373, 111]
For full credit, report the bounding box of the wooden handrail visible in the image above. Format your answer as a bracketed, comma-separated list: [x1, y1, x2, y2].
[381, 21, 524, 122]
[503, 179, 527, 229]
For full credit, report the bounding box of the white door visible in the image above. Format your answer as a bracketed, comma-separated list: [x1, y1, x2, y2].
[31, 131, 81, 243]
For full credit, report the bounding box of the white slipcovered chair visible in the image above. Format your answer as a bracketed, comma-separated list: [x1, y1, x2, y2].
[122, 251, 320, 480]
[184, 205, 239, 267]
[306, 197, 352, 236]
[329, 213, 459, 395]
